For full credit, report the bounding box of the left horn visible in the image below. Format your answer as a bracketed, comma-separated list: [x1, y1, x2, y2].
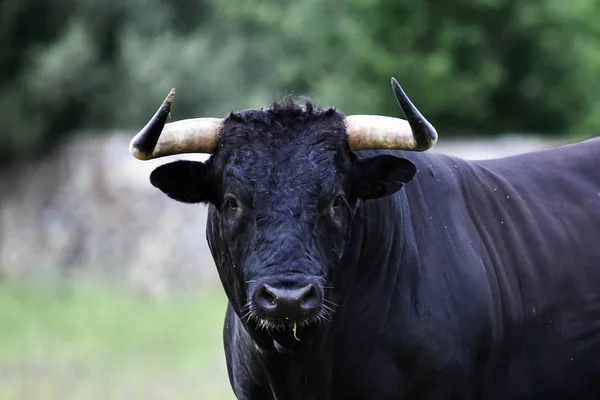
[345, 78, 438, 152]
[129, 88, 223, 160]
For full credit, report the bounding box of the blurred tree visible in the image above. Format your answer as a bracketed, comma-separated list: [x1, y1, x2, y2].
[1, 0, 600, 163]
[0, 0, 74, 162]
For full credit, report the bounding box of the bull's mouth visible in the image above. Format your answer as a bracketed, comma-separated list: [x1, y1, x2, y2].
[249, 317, 323, 354]
[264, 320, 319, 354]
[244, 279, 335, 353]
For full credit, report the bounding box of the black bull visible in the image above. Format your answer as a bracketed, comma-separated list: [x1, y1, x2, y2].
[141, 96, 600, 399]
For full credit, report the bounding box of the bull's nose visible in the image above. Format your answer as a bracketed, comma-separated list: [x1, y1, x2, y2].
[252, 282, 322, 319]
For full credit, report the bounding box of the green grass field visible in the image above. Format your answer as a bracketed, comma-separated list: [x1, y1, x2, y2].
[0, 280, 235, 399]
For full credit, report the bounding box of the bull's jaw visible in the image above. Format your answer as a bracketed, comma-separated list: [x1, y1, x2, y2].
[249, 319, 335, 400]
[270, 323, 315, 354]
[249, 319, 321, 355]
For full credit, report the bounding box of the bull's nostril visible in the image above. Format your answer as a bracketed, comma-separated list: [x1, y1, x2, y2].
[263, 285, 276, 304]
[264, 291, 275, 305]
[300, 284, 322, 310]
[254, 284, 277, 310]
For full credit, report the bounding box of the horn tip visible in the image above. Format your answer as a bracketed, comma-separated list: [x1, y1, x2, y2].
[129, 139, 152, 160]
[163, 88, 176, 107]
[390, 77, 405, 98]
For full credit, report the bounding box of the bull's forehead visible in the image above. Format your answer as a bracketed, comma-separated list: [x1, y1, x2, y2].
[223, 137, 344, 204]
[215, 101, 352, 202]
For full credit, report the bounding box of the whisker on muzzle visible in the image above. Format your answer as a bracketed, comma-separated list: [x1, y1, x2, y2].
[322, 304, 336, 316]
[241, 310, 252, 323]
[323, 298, 339, 308]
[240, 301, 256, 323]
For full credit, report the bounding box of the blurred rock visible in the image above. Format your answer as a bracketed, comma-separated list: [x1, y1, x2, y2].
[430, 134, 564, 160]
[0, 133, 217, 297]
[0, 132, 565, 296]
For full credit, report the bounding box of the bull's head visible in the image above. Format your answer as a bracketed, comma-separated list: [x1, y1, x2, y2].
[130, 78, 437, 353]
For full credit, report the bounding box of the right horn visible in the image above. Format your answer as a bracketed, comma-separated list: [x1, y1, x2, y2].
[345, 77, 438, 152]
[129, 88, 223, 160]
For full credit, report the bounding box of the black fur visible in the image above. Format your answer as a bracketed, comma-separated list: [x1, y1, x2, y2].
[149, 99, 600, 400]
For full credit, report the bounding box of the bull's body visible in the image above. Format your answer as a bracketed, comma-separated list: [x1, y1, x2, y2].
[130, 80, 600, 399]
[218, 138, 600, 399]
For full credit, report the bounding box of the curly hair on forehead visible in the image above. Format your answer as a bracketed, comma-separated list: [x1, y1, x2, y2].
[226, 97, 342, 128]
[214, 97, 350, 157]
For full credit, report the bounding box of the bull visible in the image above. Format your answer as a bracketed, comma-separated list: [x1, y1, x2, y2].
[129, 78, 600, 399]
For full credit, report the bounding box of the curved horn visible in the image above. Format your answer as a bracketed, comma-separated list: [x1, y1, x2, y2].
[129, 88, 222, 160]
[346, 78, 438, 152]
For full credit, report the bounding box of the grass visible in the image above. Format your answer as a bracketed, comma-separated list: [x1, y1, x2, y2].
[0, 279, 235, 399]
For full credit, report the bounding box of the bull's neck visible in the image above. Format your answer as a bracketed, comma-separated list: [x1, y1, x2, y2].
[351, 189, 419, 289]
[241, 192, 422, 400]
[234, 196, 419, 400]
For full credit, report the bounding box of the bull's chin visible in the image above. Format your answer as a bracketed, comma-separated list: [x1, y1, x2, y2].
[270, 324, 316, 354]
[252, 319, 320, 354]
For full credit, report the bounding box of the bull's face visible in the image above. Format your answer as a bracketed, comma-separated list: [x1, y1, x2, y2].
[149, 102, 417, 352]
[130, 79, 436, 352]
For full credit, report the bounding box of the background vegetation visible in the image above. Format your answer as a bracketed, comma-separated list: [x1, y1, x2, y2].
[0, 280, 233, 399]
[2, 1, 600, 398]
[2, 0, 600, 163]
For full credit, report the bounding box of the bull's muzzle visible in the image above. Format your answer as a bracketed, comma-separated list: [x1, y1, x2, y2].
[252, 281, 324, 322]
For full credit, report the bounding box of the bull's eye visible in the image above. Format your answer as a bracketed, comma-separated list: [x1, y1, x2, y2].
[332, 195, 345, 211]
[223, 194, 239, 211]
[319, 193, 347, 219]
[329, 195, 347, 220]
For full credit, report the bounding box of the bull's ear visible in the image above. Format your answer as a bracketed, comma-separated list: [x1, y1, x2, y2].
[352, 155, 417, 200]
[150, 160, 216, 204]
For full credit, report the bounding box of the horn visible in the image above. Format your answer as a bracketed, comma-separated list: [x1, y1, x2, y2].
[129, 88, 222, 160]
[345, 78, 438, 151]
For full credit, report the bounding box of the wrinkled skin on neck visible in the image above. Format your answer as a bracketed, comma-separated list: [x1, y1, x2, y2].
[148, 100, 417, 397]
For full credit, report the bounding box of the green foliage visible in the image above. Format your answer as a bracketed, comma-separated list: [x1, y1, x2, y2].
[2, 0, 600, 162]
[0, 279, 233, 399]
